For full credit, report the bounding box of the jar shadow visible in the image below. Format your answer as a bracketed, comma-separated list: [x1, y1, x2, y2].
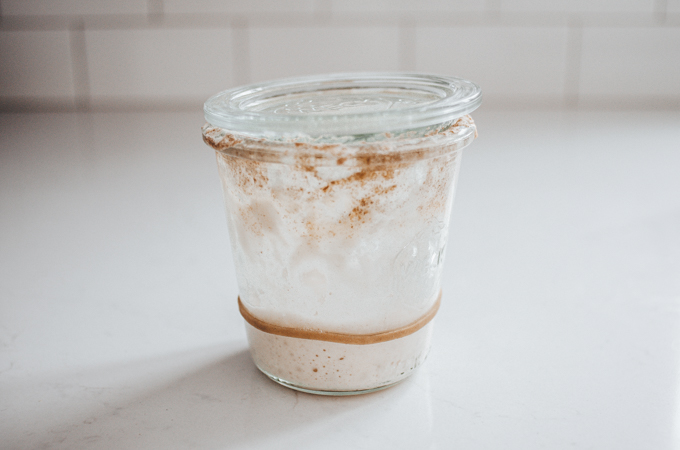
[25, 346, 424, 449]
[15, 344, 434, 448]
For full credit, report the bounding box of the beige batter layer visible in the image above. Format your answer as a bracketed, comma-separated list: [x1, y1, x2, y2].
[245, 320, 434, 393]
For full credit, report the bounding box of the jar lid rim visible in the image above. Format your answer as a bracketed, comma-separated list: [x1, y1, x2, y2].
[203, 73, 482, 137]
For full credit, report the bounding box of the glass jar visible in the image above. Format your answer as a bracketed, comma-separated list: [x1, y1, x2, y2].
[202, 73, 481, 395]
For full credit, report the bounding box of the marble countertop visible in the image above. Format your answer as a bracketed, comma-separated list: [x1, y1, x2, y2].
[1, 109, 679, 449]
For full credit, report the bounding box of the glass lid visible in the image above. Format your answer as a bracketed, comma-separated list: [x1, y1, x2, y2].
[204, 73, 482, 137]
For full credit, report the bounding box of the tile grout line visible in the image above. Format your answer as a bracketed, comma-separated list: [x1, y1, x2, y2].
[564, 16, 583, 109]
[69, 18, 91, 112]
[232, 17, 251, 86]
[654, 0, 668, 24]
[147, 0, 164, 25]
[398, 20, 416, 72]
[4, 11, 680, 32]
[485, 0, 502, 20]
[313, 0, 333, 23]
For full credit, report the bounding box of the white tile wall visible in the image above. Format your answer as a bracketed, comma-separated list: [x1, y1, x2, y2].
[415, 26, 569, 100]
[1, 0, 147, 16]
[0, 30, 75, 101]
[579, 27, 680, 97]
[0, 0, 679, 110]
[85, 28, 234, 102]
[497, 0, 656, 13]
[329, 0, 486, 13]
[163, 0, 317, 15]
[248, 26, 400, 83]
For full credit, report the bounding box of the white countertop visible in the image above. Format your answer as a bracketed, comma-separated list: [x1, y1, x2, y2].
[1, 110, 679, 449]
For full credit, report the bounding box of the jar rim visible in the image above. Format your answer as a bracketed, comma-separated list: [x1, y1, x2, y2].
[203, 72, 482, 137]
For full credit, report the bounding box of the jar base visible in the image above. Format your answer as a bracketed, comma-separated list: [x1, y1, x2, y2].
[243, 320, 433, 394]
[257, 365, 409, 396]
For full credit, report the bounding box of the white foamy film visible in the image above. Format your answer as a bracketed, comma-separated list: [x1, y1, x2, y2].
[215, 149, 461, 333]
[208, 117, 473, 392]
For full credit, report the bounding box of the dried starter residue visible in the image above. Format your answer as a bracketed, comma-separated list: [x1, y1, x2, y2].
[202, 115, 476, 168]
[206, 115, 474, 336]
